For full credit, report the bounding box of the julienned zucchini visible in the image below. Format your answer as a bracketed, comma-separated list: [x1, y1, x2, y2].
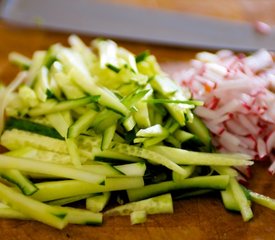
[147, 145, 253, 167]
[0, 35, 263, 229]
[0, 129, 144, 165]
[59, 49, 130, 117]
[113, 162, 146, 176]
[104, 193, 173, 216]
[0, 182, 67, 229]
[0, 169, 38, 196]
[130, 210, 147, 225]
[186, 114, 212, 151]
[127, 175, 230, 202]
[0, 200, 103, 226]
[0, 154, 106, 184]
[228, 178, 253, 222]
[32, 178, 144, 202]
[86, 192, 111, 213]
[28, 96, 100, 116]
[56, 206, 103, 226]
[0, 129, 93, 158]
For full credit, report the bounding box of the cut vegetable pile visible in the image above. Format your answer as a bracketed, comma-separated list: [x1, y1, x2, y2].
[164, 49, 275, 175]
[0, 36, 274, 229]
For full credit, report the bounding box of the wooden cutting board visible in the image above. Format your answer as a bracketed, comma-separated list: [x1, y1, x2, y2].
[0, 1, 275, 239]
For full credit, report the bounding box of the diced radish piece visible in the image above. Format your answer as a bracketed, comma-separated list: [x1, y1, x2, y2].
[204, 62, 227, 78]
[215, 99, 240, 117]
[216, 49, 234, 59]
[191, 59, 204, 69]
[268, 161, 275, 175]
[225, 119, 251, 136]
[195, 106, 220, 120]
[268, 154, 275, 175]
[266, 131, 275, 153]
[207, 114, 230, 126]
[244, 49, 273, 73]
[256, 138, 267, 159]
[238, 135, 256, 149]
[205, 123, 224, 136]
[237, 114, 261, 135]
[253, 21, 272, 35]
[247, 114, 259, 125]
[196, 52, 220, 63]
[220, 131, 241, 147]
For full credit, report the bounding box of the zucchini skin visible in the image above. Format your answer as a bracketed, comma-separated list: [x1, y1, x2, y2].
[5, 117, 63, 140]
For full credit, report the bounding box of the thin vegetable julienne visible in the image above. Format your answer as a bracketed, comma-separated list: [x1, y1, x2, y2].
[0, 35, 273, 229]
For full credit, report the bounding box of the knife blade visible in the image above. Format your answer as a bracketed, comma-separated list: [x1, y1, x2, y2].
[1, 0, 275, 51]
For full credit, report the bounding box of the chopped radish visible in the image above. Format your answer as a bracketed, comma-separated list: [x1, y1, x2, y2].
[162, 49, 275, 174]
[266, 131, 275, 153]
[253, 21, 272, 35]
[256, 138, 268, 159]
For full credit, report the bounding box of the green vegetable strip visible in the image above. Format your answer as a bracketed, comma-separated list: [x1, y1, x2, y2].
[0, 154, 105, 184]
[32, 177, 144, 202]
[172, 165, 196, 182]
[68, 35, 96, 69]
[0, 129, 96, 160]
[49, 193, 96, 206]
[34, 66, 49, 102]
[145, 99, 203, 106]
[56, 206, 103, 225]
[229, 178, 253, 222]
[0, 205, 30, 220]
[0, 169, 38, 196]
[94, 150, 141, 162]
[54, 72, 86, 99]
[186, 114, 212, 150]
[248, 190, 275, 210]
[111, 143, 188, 175]
[28, 96, 99, 116]
[5, 146, 86, 165]
[59, 49, 129, 116]
[46, 112, 70, 138]
[8, 52, 32, 70]
[135, 50, 150, 63]
[82, 164, 122, 177]
[0, 182, 67, 229]
[121, 89, 150, 109]
[101, 124, 117, 150]
[173, 189, 214, 200]
[106, 63, 120, 73]
[0, 201, 103, 226]
[68, 109, 97, 138]
[65, 138, 82, 167]
[86, 192, 111, 213]
[212, 166, 239, 177]
[127, 175, 230, 202]
[136, 124, 168, 138]
[148, 146, 253, 166]
[105, 193, 173, 216]
[221, 187, 240, 211]
[130, 211, 147, 225]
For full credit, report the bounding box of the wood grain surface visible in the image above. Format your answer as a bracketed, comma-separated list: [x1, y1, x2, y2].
[0, 1, 275, 239]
